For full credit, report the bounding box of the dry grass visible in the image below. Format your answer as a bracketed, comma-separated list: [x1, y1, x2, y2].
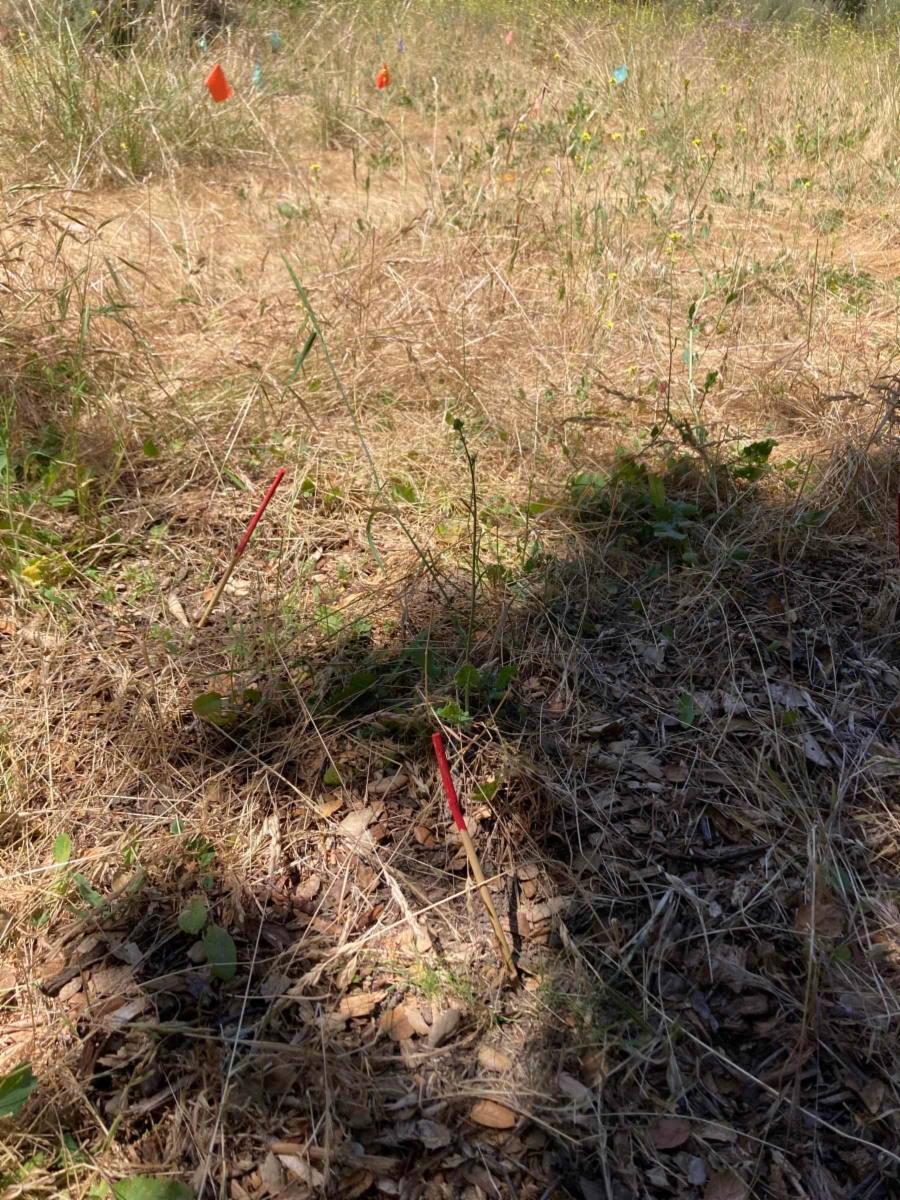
[2, 2, 900, 1198]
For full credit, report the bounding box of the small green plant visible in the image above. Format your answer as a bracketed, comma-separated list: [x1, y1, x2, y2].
[203, 925, 237, 981]
[0, 1063, 38, 1118]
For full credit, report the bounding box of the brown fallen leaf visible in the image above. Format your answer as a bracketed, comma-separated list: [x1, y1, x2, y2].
[338, 989, 387, 1019]
[737, 993, 768, 1016]
[559, 1073, 592, 1107]
[631, 751, 664, 780]
[338, 807, 374, 839]
[107, 996, 148, 1026]
[649, 1117, 692, 1149]
[277, 1156, 325, 1189]
[258, 1152, 285, 1195]
[470, 1100, 517, 1129]
[88, 966, 135, 1000]
[664, 764, 690, 783]
[297, 874, 322, 901]
[166, 593, 191, 627]
[381, 1004, 414, 1040]
[426, 1007, 461, 1048]
[696, 1123, 737, 1144]
[711, 944, 748, 993]
[799, 731, 830, 767]
[794, 903, 843, 939]
[339, 1169, 373, 1199]
[413, 825, 436, 847]
[318, 797, 344, 819]
[462, 1163, 501, 1199]
[415, 1119, 451, 1150]
[477, 1046, 513, 1073]
[403, 999, 431, 1036]
[369, 772, 408, 795]
[858, 1078, 885, 1115]
[705, 1170, 747, 1200]
[580, 1049, 610, 1086]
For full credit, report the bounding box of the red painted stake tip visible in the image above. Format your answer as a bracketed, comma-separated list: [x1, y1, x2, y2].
[432, 733, 467, 832]
[235, 467, 286, 559]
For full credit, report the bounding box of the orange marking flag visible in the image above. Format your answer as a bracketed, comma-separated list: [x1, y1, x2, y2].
[205, 63, 233, 103]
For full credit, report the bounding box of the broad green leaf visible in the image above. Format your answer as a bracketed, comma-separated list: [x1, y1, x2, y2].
[142, 439, 160, 459]
[52, 833, 72, 865]
[728, 545, 751, 562]
[390, 479, 417, 504]
[647, 475, 666, 510]
[72, 873, 103, 908]
[178, 899, 208, 935]
[494, 664, 517, 691]
[652, 521, 687, 541]
[524, 497, 552, 516]
[203, 925, 237, 981]
[170, 817, 186, 835]
[323, 765, 341, 787]
[114, 1179, 194, 1200]
[474, 779, 500, 805]
[191, 692, 223, 721]
[314, 606, 343, 635]
[324, 667, 376, 710]
[677, 694, 695, 728]
[0, 1063, 38, 1118]
[455, 664, 480, 694]
[740, 438, 776, 464]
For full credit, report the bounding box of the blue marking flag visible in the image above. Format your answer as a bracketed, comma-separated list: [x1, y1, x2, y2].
[612, 63, 628, 85]
[398, 36, 405, 53]
[269, 29, 281, 52]
[251, 59, 263, 90]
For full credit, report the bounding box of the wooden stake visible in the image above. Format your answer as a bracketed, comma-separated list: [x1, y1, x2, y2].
[197, 468, 286, 629]
[432, 733, 516, 979]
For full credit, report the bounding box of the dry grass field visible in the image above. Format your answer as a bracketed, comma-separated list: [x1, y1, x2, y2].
[2, 2, 900, 1197]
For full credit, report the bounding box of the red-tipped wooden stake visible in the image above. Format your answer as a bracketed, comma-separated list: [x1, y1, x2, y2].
[432, 733, 516, 978]
[198, 468, 286, 628]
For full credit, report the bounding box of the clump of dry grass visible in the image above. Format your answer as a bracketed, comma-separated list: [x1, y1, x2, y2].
[1, 2, 900, 1198]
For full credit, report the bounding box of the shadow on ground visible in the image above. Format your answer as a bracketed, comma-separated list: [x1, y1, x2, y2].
[3, 430, 900, 1200]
